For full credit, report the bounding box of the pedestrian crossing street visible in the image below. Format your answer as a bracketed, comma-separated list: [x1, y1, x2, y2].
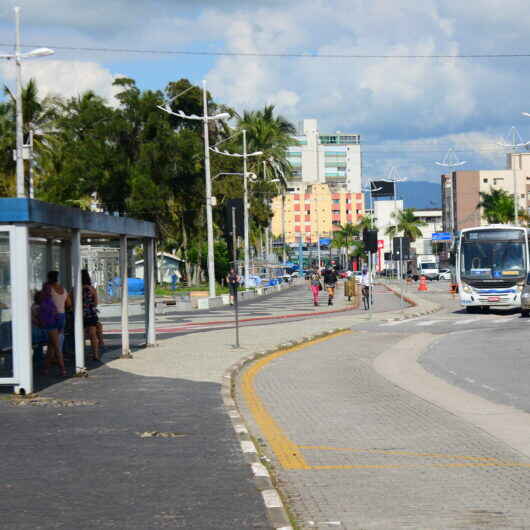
[380, 314, 526, 330]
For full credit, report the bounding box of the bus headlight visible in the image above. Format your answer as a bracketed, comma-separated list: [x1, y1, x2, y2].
[462, 283, 472, 294]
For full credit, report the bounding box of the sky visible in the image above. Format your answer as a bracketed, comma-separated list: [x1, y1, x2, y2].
[1, 0, 530, 184]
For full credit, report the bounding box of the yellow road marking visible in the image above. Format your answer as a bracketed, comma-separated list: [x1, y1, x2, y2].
[313, 461, 530, 470]
[240, 330, 352, 470]
[299, 445, 502, 462]
[239, 330, 530, 472]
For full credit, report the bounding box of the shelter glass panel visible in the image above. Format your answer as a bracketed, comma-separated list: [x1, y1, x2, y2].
[0, 232, 13, 378]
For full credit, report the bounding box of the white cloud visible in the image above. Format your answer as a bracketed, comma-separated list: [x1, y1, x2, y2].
[1, 0, 530, 184]
[0, 59, 122, 104]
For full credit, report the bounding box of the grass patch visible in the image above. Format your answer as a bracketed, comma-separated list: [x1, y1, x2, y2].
[155, 283, 230, 296]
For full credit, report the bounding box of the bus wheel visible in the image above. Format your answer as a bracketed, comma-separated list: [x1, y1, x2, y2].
[481, 306, 490, 313]
[521, 309, 530, 318]
[466, 306, 478, 314]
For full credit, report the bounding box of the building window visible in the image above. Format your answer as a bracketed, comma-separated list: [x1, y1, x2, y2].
[306, 210, 310, 215]
[483, 178, 488, 183]
[332, 210, 340, 215]
[493, 178, 504, 185]
[332, 199, 340, 204]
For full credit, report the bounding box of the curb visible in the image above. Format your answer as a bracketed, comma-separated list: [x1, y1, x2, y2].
[220, 327, 352, 530]
[377, 282, 442, 323]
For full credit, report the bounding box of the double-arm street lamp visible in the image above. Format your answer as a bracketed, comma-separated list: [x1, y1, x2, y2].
[435, 148, 466, 233]
[497, 126, 530, 225]
[211, 131, 262, 286]
[0, 6, 54, 198]
[158, 80, 229, 298]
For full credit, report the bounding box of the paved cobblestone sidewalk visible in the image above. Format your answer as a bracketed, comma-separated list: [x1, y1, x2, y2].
[237, 330, 530, 529]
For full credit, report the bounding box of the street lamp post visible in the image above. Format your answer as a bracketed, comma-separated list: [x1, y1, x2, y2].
[211, 137, 262, 286]
[435, 148, 466, 233]
[0, 7, 54, 198]
[498, 126, 530, 225]
[157, 80, 229, 298]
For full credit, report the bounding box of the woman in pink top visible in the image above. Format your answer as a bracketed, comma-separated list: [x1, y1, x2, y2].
[42, 270, 71, 377]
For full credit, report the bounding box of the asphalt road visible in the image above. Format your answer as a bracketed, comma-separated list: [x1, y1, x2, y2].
[352, 284, 530, 415]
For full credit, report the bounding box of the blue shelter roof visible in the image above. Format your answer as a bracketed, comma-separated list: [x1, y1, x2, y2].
[0, 199, 156, 239]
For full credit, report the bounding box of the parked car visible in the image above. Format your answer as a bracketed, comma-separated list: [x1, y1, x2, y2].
[438, 268, 452, 280]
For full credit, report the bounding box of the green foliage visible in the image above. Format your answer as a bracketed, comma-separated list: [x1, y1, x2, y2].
[385, 208, 426, 241]
[0, 78, 296, 284]
[477, 188, 515, 224]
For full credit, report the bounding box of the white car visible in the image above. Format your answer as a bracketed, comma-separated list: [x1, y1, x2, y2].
[438, 268, 452, 280]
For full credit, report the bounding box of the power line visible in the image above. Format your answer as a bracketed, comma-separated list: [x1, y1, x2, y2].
[0, 43, 530, 59]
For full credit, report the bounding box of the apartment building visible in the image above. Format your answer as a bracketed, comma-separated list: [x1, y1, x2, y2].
[442, 152, 530, 231]
[371, 201, 442, 270]
[271, 184, 365, 244]
[286, 118, 362, 194]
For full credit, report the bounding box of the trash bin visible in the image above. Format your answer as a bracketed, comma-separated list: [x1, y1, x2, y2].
[344, 278, 357, 302]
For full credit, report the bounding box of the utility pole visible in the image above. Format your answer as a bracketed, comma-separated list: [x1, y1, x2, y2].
[157, 81, 229, 298]
[14, 7, 23, 198]
[202, 81, 216, 298]
[314, 128, 322, 268]
[210, 134, 262, 286]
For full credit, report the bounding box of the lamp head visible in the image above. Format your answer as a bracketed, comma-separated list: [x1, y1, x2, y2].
[26, 47, 54, 58]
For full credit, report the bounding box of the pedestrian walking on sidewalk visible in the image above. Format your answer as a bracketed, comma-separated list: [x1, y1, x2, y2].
[227, 269, 240, 305]
[323, 266, 338, 306]
[309, 268, 322, 307]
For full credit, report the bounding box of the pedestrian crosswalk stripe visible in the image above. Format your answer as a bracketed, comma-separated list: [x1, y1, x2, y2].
[416, 320, 443, 327]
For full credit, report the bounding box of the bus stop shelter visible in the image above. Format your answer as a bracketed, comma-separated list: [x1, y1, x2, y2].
[0, 198, 157, 395]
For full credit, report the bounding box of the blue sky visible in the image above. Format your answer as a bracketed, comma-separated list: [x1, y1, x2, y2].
[1, 0, 530, 183]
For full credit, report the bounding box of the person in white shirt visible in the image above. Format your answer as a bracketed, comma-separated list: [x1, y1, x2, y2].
[360, 268, 371, 310]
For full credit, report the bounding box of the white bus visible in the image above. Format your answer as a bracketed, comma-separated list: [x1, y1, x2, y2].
[454, 225, 528, 313]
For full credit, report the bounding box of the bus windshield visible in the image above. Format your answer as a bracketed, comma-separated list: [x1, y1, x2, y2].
[460, 240, 525, 279]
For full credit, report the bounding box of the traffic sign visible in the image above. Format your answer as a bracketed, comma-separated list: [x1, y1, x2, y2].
[432, 232, 452, 241]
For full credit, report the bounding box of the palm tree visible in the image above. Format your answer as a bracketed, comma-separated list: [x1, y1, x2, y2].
[335, 223, 361, 269]
[236, 105, 296, 179]
[477, 189, 514, 224]
[386, 208, 426, 241]
[331, 232, 347, 269]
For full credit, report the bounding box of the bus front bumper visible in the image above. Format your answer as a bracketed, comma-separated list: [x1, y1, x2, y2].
[460, 290, 520, 307]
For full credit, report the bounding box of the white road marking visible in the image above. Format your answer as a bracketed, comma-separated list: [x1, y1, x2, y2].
[465, 377, 476, 384]
[416, 320, 443, 327]
[381, 320, 406, 326]
[262, 489, 283, 508]
[251, 462, 270, 478]
[482, 384, 496, 391]
[453, 318, 479, 326]
[241, 440, 257, 453]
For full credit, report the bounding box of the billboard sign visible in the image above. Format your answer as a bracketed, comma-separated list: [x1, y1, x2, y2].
[370, 180, 395, 198]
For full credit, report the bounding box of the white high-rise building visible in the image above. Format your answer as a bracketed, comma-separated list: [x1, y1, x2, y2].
[286, 119, 362, 193]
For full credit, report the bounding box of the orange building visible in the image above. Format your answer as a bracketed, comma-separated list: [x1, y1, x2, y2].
[271, 184, 365, 244]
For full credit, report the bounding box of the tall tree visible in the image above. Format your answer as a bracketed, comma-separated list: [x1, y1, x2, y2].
[477, 189, 515, 224]
[386, 208, 426, 241]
